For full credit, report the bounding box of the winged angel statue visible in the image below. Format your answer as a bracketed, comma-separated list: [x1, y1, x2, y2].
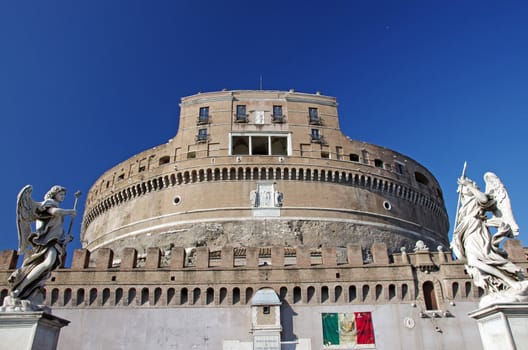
[451, 170, 528, 306]
[2, 185, 78, 312]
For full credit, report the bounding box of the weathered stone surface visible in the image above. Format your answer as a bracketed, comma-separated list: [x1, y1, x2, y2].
[81, 90, 449, 258]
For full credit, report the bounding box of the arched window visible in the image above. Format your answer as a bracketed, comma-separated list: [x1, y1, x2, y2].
[154, 288, 162, 305]
[293, 286, 302, 304]
[167, 288, 175, 305]
[388, 284, 396, 301]
[401, 284, 408, 300]
[115, 288, 123, 305]
[206, 288, 214, 305]
[245, 287, 253, 305]
[76, 288, 85, 306]
[63, 288, 72, 306]
[51, 288, 59, 306]
[102, 288, 110, 306]
[180, 288, 188, 305]
[307, 286, 315, 304]
[279, 287, 288, 301]
[89, 288, 98, 305]
[128, 288, 136, 306]
[362, 285, 370, 301]
[141, 288, 149, 305]
[219, 288, 227, 305]
[348, 286, 357, 302]
[159, 156, 170, 166]
[465, 282, 472, 297]
[321, 286, 329, 303]
[452, 282, 459, 299]
[233, 287, 240, 305]
[375, 284, 383, 301]
[334, 286, 343, 302]
[415, 171, 429, 185]
[423, 281, 438, 310]
[193, 288, 201, 305]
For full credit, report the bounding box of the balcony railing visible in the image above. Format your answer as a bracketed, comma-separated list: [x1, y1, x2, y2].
[234, 114, 248, 123]
[197, 116, 210, 125]
[309, 117, 322, 125]
[272, 114, 286, 123]
[196, 134, 208, 143]
[310, 134, 326, 144]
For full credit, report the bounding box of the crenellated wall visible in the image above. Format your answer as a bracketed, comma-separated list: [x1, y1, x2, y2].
[3, 241, 525, 311]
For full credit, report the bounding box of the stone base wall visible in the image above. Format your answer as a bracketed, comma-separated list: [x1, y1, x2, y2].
[52, 302, 483, 350]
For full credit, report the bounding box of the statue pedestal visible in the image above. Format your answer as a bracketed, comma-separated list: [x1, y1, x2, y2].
[468, 303, 528, 350]
[0, 312, 69, 350]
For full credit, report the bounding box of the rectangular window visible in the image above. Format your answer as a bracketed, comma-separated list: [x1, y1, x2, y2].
[252, 136, 269, 155]
[395, 162, 404, 175]
[263, 306, 270, 314]
[272, 105, 283, 122]
[232, 136, 250, 155]
[270, 136, 287, 155]
[197, 128, 208, 142]
[311, 129, 320, 141]
[349, 153, 359, 162]
[236, 105, 247, 122]
[309, 107, 320, 124]
[336, 146, 343, 160]
[198, 107, 209, 124]
[230, 134, 290, 156]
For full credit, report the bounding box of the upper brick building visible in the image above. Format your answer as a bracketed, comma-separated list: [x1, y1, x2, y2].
[82, 90, 449, 257]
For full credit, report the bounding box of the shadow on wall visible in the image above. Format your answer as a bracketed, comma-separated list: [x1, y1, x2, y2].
[280, 299, 298, 342]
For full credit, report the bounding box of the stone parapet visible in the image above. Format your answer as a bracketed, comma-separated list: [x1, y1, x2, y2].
[2, 243, 523, 311]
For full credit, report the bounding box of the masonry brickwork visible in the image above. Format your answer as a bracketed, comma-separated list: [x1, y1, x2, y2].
[81, 90, 449, 256]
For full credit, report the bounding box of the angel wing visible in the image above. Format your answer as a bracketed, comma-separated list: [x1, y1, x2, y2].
[484, 172, 520, 235]
[16, 185, 41, 254]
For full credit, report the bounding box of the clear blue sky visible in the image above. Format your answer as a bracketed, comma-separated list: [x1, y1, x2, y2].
[1, 1, 527, 263]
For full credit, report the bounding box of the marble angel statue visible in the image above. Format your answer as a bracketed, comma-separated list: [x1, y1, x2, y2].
[3, 185, 79, 312]
[451, 169, 527, 306]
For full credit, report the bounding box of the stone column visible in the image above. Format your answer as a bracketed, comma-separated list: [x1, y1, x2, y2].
[468, 303, 528, 350]
[0, 312, 69, 350]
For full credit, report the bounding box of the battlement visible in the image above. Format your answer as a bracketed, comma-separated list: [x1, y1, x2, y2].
[2, 240, 526, 271]
[1, 241, 525, 311]
[0, 243, 450, 271]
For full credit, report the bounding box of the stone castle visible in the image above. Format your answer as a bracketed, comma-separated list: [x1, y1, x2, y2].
[1, 90, 526, 349]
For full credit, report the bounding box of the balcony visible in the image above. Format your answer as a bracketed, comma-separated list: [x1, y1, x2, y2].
[309, 117, 322, 125]
[197, 116, 210, 125]
[310, 134, 326, 144]
[234, 114, 248, 123]
[272, 114, 286, 123]
[196, 134, 208, 143]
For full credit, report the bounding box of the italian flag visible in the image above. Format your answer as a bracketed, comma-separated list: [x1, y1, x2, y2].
[322, 312, 375, 346]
